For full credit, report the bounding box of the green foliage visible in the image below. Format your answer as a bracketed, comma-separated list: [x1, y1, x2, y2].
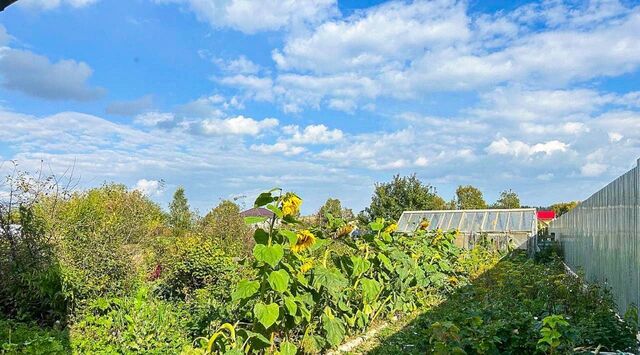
[368, 251, 638, 354]
[154, 234, 242, 300]
[548, 201, 579, 217]
[363, 174, 446, 222]
[169, 186, 193, 233]
[54, 184, 165, 304]
[493, 189, 521, 209]
[316, 198, 354, 228]
[207, 189, 500, 353]
[455, 185, 487, 209]
[70, 287, 191, 354]
[0, 318, 69, 354]
[200, 200, 252, 256]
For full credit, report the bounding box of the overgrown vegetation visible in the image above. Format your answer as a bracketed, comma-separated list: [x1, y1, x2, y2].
[363, 250, 638, 354]
[0, 167, 634, 354]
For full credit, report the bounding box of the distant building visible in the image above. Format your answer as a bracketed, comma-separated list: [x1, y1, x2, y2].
[240, 207, 275, 229]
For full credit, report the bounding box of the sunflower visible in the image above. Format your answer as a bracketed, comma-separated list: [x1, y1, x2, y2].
[337, 224, 354, 237]
[282, 194, 302, 217]
[300, 260, 314, 273]
[292, 230, 316, 253]
[419, 219, 431, 230]
[384, 223, 397, 233]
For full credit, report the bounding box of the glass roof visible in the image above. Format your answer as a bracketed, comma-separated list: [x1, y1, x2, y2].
[397, 208, 537, 234]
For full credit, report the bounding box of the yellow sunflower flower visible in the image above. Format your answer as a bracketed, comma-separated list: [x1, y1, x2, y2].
[292, 230, 316, 253]
[384, 223, 397, 233]
[282, 194, 302, 217]
[419, 219, 430, 230]
[337, 224, 354, 237]
[300, 260, 314, 273]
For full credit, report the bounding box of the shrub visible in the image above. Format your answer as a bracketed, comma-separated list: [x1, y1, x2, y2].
[53, 184, 165, 304]
[70, 287, 191, 354]
[199, 200, 253, 256]
[0, 317, 69, 354]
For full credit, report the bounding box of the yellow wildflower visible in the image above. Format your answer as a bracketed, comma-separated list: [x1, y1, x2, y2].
[300, 260, 314, 273]
[292, 230, 316, 253]
[384, 223, 397, 233]
[337, 224, 354, 237]
[419, 219, 430, 230]
[448, 276, 459, 285]
[282, 194, 302, 217]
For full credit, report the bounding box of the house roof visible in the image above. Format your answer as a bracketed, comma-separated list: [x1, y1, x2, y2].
[536, 210, 556, 221]
[240, 207, 274, 218]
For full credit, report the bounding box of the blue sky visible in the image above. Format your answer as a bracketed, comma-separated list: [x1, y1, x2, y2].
[1, 0, 639, 214]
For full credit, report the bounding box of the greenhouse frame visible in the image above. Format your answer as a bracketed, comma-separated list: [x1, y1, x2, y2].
[397, 208, 538, 252]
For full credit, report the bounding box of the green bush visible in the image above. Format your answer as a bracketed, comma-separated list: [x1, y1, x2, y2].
[70, 287, 192, 354]
[0, 317, 69, 354]
[54, 184, 165, 304]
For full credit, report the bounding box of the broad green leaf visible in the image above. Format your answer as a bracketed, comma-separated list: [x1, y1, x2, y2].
[267, 204, 284, 218]
[232, 279, 260, 301]
[254, 191, 277, 207]
[369, 218, 385, 231]
[312, 266, 348, 299]
[239, 329, 271, 350]
[377, 252, 393, 271]
[279, 229, 298, 245]
[253, 302, 280, 329]
[322, 313, 346, 347]
[283, 296, 298, 316]
[360, 278, 381, 304]
[350, 256, 371, 277]
[268, 269, 290, 293]
[254, 228, 269, 245]
[253, 244, 284, 268]
[278, 341, 297, 355]
[245, 216, 267, 225]
[224, 350, 243, 355]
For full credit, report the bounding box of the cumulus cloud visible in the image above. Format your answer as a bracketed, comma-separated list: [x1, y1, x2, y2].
[134, 179, 163, 196]
[283, 124, 343, 144]
[217, 0, 640, 113]
[106, 95, 154, 116]
[215, 56, 261, 74]
[193, 115, 278, 136]
[486, 137, 569, 157]
[0, 48, 105, 101]
[250, 142, 305, 156]
[156, 0, 338, 33]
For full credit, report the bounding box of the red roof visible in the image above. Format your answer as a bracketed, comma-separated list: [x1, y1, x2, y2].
[537, 210, 556, 220]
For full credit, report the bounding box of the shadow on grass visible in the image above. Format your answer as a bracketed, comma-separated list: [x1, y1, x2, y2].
[365, 251, 637, 354]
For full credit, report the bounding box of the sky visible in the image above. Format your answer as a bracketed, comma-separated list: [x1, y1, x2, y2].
[0, 0, 639, 214]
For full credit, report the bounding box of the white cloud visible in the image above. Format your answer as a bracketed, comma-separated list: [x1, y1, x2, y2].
[0, 48, 105, 101]
[0, 25, 10, 46]
[283, 124, 343, 144]
[486, 137, 568, 157]
[608, 132, 623, 142]
[17, 0, 99, 10]
[134, 179, 163, 196]
[581, 162, 608, 177]
[156, 0, 338, 34]
[218, 74, 274, 101]
[231, 1, 640, 112]
[195, 115, 278, 136]
[215, 55, 261, 74]
[520, 122, 589, 135]
[250, 142, 305, 156]
[134, 112, 177, 127]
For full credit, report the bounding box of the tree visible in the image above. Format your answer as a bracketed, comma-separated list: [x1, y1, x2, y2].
[201, 200, 252, 255]
[363, 174, 446, 222]
[315, 198, 355, 227]
[493, 189, 521, 209]
[169, 187, 192, 232]
[549, 201, 579, 217]
[455, 185, 487, 209]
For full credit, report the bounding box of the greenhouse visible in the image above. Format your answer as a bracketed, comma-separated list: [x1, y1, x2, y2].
[397, 208, 538, 252]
